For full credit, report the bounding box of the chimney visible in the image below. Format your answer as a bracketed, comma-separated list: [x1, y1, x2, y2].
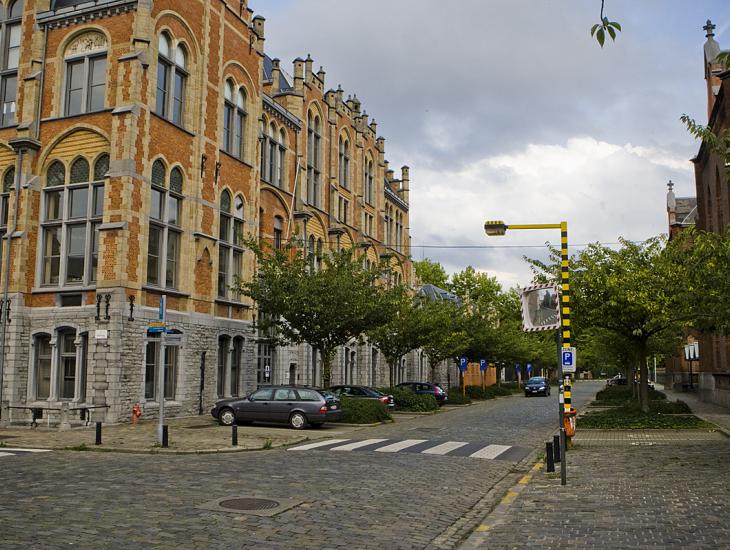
[401, 165, 410, 203]
[667, 180, 677, 226]
[252, 16, 265, 51]
[351, 94, 361, 114]
[703, 20, 724, 119]
[369, 119, 377, 135]
[293, 57, 305, 92]
[317, 66, 326, 86]
[271, 58, 281, 92]
[336, 84, 344, 104]
[305, 54, 314, 82]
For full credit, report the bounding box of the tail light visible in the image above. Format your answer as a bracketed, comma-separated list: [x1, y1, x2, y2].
[319, 405, 328, 413]
[379, 396, 389, 404]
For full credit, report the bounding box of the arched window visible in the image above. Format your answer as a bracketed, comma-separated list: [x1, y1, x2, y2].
[156, 33, 188, 127]
[147, 161, 182, 288]
[0, 166, 13, 266]
[222, 82, 247, 160]
[308, 234, 316, 270]
[231, 336, 243, 396]
[145, 330, 179, 401]
[267, 123, 276, 184]
[33, 332, 52, 400]
[0, 0, 22, 126]
[306, 111, 321, 206]
[217, 335, 231, 398]
[218, 191, 244, 300]
[339, 137, 350, 189]
[277, 129, 286, 187]
[63, 31, 107, 116]
[364, 158, 374, 205]
[94, 154, 109, 181]
[41, 156, 105, 286]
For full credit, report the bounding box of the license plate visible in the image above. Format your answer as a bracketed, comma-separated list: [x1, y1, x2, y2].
[330, 405, 338, 410]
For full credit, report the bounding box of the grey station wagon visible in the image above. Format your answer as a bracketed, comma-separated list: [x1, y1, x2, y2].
[211, 386, 341, 429]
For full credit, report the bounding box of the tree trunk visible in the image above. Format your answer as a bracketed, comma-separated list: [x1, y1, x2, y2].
[389, 360, 394, 387]
[638, 340, 649, 413]
[321, 348, 335, 388]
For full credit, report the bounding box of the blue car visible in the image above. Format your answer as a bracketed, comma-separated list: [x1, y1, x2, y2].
[524, 377, 550, 397]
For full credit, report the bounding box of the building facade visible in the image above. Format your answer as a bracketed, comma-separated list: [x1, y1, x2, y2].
[0, 0, 416, 426]
[691, 20, 730, 406]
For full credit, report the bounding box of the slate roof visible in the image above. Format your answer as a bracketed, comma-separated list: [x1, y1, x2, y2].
[263, 55, 293, 93]
[417, 284, 462, 305]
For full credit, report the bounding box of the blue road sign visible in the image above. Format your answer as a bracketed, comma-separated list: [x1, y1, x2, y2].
[527, 363, 533, 375]
[515, 362, 521, 374]
[479, 359, 487, 372]
[562, 351, 573, 367]
[459, 357, 468, 372]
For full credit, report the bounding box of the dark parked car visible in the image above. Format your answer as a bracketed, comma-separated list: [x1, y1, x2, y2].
[329, 385, 395, 409]
[211, 386, 341, 429]
[396, 382, 448, 405]
[524, 376, 550, 397]
[607, 375, 628, 386]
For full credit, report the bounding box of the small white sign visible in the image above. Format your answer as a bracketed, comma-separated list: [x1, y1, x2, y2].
[562, 347, 577, 373]
[95, 329, 108, 340]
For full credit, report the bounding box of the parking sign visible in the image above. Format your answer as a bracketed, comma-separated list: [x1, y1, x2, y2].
[479, 359, 487, 372]
[459, 357, 468, 372]
[561, 348, 577, 373]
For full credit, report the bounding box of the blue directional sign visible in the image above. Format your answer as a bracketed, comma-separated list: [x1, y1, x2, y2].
[526, 363, 533, 375]
[479, 359, 487, 372]
[515, 362, 521, 374]
[459, 357, 468, 372]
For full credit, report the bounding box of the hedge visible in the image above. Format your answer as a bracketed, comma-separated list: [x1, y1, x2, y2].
[336, 397, 392, 424]
[377, 387, 440, 412]
[445, 389, 471, 405]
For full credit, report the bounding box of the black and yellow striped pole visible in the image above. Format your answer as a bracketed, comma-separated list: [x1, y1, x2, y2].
[484, 220, 573, 418]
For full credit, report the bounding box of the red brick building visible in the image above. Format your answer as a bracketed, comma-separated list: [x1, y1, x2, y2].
[0, 0, 414, 425]
[691, 20, 730, 406]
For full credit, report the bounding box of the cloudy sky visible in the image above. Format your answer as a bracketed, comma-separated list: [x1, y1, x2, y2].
[250, 0, 727, 287]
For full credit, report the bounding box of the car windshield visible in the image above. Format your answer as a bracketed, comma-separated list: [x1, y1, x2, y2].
[527, 378, 546, 384]
[319, 390, 337, 400]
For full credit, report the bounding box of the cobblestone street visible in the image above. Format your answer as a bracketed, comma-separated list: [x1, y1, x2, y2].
[0, 384, 599, 549]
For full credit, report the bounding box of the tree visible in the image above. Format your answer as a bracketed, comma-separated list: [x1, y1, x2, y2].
[570, 237, 691, 411]
[367, 286, 425, 387]
[239, 243, 392, 388]
[449, 266, 501, 315]
[419, 299, 470, 384]
[414, 258, 449, 288]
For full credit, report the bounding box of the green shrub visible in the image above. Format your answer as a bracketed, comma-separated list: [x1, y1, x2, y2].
[596, 385, 666, 403]
[336, 397, 391, 424]
[445, 389, 471, 405]
[484, 385, 516, 398]
[392, 388, 439, 411]
[578, 399, 710, 429]
[466, 385, 490, 399]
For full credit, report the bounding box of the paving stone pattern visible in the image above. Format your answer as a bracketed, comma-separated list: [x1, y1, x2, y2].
[0, 383, 602, 549]
[464, 440, 730, 549]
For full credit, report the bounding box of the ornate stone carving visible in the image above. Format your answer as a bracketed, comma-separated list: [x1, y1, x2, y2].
[66, 32, 108, 57]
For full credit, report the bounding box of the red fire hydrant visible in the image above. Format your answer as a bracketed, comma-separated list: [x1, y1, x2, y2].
[132, 403, 142, 425]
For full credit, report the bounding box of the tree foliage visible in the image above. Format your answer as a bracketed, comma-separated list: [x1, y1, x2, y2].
[414, 258, 449, 288]
[238, 242, 393, 387]
[591, 0, 621, 47]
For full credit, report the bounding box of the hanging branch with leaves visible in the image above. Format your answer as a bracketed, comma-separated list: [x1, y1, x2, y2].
[592, 0, 622, 47]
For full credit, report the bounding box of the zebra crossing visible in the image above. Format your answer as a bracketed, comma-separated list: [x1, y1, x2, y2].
[288, 438, 529, 462]
[0, 448, 52, 459]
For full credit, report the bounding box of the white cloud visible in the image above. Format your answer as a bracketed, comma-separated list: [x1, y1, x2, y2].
[410, 136, 693, 287]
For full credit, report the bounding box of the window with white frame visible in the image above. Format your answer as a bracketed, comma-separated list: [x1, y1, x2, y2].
[273, 216, 283, 250]
[364, 158, 374, 205]
[306, 111, 321, 207]
[155, 33, 187, 127]
[363, 212, 373, 236]
[41, 155, 107, 287]
[63, 31, 107, 117]
[339, 136, 350, 189]
[337, 196, 349, 225]
[222, 80, 246, 160]
[0, 1, 22, 127]
[144, 332, 178, 400]
[277, 129, 286, 187]
[218, 191, 244, 300]
[147, 160, 183, 289]
[32, 328, 88, 402]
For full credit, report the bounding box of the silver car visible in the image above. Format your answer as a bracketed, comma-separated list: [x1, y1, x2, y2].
[211, 386, 342, 429]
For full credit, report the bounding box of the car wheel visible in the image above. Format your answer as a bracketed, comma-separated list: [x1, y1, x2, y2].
[218, 408, 236, 426]
[289, 412, 308, 430]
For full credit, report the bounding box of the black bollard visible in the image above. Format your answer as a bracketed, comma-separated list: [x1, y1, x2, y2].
[553, 434, 561, 463]
[162, 425, 169, 448]
[232, 425, 238, 447]
[95, 422, 102, 445]
[546, 441, 555, 472]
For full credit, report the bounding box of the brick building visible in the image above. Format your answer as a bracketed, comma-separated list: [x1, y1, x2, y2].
[691, 20, 730, 406]
[0, 0, 415, 425]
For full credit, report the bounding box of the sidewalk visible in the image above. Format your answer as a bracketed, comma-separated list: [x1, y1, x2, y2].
[659, 383, 730, 434]
[0, 415, 368, 453]
[460, 384, 730, 549]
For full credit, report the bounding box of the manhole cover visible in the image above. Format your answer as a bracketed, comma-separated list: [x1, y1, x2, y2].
[219, 498, 279, 511]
